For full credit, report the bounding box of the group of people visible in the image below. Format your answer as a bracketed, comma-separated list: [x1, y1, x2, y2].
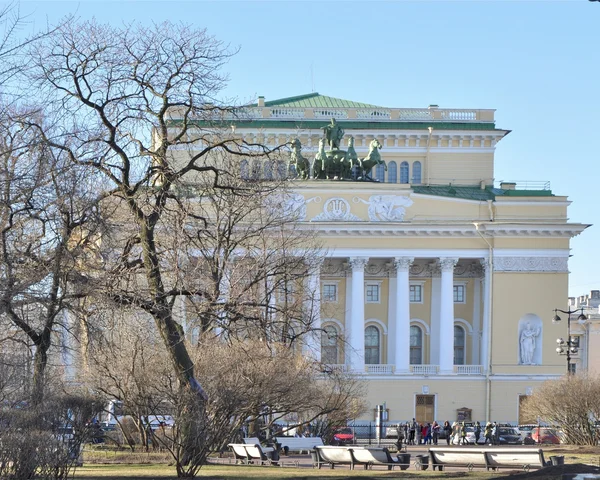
[398, 419, 502, 446]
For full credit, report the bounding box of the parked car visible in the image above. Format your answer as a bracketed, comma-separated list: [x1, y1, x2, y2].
[464, 426, 486, 445]
[332, 427, 354, 444]
[496, 427, 523, 445]
[385, 426, 399, 438]
[530, 427, 561, 444]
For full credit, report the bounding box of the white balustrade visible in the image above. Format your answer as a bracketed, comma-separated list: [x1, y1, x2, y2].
[410, 365, 439, 375]
[397, 109, 432, 121]
[440, 110, 478, 121]
[270, 108, 305, 119]
[314, 109, 348, 119]
[324, 364, 348, 373]
[356, 109, 391, 120]
[365, 364, 394, 374]
[455, 365, 483, 375]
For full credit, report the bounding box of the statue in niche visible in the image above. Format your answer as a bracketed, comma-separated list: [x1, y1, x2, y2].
[520, 322, 541, 365]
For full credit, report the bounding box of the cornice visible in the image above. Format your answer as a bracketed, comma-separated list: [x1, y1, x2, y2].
[308, 223, 588, 238]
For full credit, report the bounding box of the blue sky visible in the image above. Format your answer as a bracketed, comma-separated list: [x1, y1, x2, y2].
[17, 0, 600, 300]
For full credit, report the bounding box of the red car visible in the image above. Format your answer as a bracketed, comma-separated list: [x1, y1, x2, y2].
[530, 427, 561, 444]
[332, 427, 354, 444]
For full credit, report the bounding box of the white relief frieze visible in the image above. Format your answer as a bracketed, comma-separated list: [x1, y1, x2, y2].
[353, 195, 413, 222]
[312, 197, 362, 222]
[495, 256, 568, 272]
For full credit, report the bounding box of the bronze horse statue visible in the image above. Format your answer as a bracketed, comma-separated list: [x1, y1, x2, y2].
[359, 139, 386, 181]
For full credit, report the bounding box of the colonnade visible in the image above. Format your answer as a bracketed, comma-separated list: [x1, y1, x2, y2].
[307, 256, 490, 375]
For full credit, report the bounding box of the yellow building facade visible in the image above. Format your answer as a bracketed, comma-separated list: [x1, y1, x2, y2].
[184, 93, 588, 425]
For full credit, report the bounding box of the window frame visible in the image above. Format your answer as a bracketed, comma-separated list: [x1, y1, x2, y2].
[410, 324, 423, 365]
[322, 281, 339, 303]
[364, 325, 381, 365]
[453, 283, 467, 304]
[454, 324, 466, 365]
[410, 281, 425, 303]
[365, 281, 382, 304]
[321, 324, 340, 365]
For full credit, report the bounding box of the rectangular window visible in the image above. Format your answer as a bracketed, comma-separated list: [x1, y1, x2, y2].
[322, 284, 338, 302]
[366, 283, 380, 303]
[410, 285, 422, 303]
[453, 284, 466, 303]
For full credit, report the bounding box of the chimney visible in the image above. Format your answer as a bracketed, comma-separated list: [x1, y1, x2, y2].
[500, 182, 516, 191]
[257, 96, 265, 107]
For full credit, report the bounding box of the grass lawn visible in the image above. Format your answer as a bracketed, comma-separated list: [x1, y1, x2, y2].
[74, 463, 501, 479]
[73, 446, 600, 479]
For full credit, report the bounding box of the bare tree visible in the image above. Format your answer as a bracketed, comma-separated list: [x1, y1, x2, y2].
[0, 114, 100, 402]
[520, 373, 600, 445]
[23, 19, 326, 474]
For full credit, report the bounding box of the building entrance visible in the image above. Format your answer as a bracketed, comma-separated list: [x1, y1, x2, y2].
[415, 395, 435, 424]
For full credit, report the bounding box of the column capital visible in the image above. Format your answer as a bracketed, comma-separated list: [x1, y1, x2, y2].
[349, 257, 369, 271]
[439, 257, 458, 272]
[393, 256, 414, 273]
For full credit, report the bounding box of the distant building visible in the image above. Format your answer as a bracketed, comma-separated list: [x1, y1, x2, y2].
[567, 290, 600, 374]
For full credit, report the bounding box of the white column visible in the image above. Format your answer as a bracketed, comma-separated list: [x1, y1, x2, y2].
[472, 275, 482, 365]
[430, 277, 441, 365]
[480, 259, 491, 373]
[394, 257, 413, 373]
[439, 258, 458, 374]
[387, 274, 397, 369]
[344, 269, 353, 366]
[305, 260, 323, 362]
[349, 257, 368, 372]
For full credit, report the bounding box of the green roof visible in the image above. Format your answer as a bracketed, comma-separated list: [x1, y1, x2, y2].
[254, 93, 383, 109]
[412, 185, 553, 201]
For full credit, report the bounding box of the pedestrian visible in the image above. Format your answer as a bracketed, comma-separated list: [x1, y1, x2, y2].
[403, 422, 409, 444]
[432, 421, 440, 445]
[492, 422, 499, 445]
[443, 421, 452, 445]
[474, 421, 481, 444]
[484, 422, 493, 445]
[409, 419, 416, 445]
[460, 422, 467, 445]
[421, 424, 428, 444]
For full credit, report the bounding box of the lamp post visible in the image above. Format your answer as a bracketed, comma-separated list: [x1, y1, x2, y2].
[552, 308, 587, 373]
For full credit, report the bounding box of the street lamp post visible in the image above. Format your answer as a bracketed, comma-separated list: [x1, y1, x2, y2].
[552, 308, 587, 373]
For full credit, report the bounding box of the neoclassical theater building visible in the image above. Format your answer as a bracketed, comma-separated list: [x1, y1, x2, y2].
[185, 93, 588, 424]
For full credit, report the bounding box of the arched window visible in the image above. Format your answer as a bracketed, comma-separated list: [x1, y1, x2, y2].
[400, 161, 409, 184]
[321, 325, 339, 364]
[410, 325, 422, 365]
[454, 325, 465, 365]
[412, 161, 422, 184]
[240, 159, 249, 180]
[251, 160, 261, 180]
[375, 164, 385, 183]
[365, 325, 380, 364]
[263, 161, 273, 180]
[387, 161, 397, 183]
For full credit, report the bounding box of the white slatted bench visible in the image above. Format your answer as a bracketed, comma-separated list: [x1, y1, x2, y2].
[350, 447, 408, 471]
[229, 439, 277, 465]
[314, 446, 363, 470]
[274, 436, 324, 455]
[484, 448, 547, 471]
[428, 447, 547, 472]
[429, 447, 488, 471]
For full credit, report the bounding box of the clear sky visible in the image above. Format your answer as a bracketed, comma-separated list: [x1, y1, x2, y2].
[15, 0, 600, 300]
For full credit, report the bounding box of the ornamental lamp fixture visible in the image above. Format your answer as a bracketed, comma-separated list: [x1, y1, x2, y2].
[552, 307, 587, 373]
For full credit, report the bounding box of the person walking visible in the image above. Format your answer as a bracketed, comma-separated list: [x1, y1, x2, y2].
[409, 419, 416, 445]
[460, 422, 467, 445]
[432, 421, 440, 445]
[474, 421, 481, 444]
[443, 421, 452, 445]
[484, 422, 493, 445]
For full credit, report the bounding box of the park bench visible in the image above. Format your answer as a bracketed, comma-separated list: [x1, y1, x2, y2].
[314, 445, 362, 470]
[228, 440, 278, 465]
[428, 447, 547, 472]
[274, 436, 324, 455]
[429, 447, 488, 471]
[483, 448, 547, 471]
[350, 447, 409, 471]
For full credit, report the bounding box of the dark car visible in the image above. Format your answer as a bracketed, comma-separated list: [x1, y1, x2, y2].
[496, 427, 522, 445]
[332, 427, 354, 445]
